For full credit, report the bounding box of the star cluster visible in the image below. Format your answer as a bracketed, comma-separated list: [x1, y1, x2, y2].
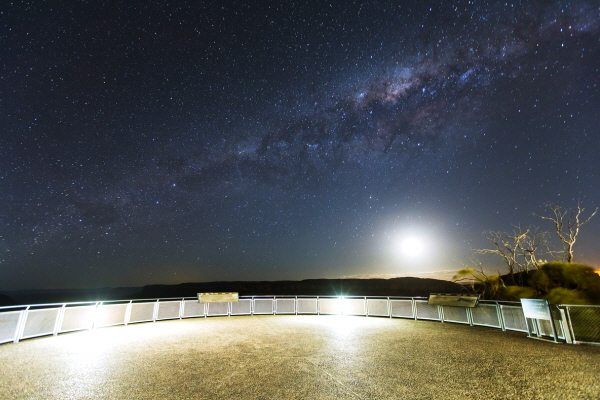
[1, 1, 599, 289]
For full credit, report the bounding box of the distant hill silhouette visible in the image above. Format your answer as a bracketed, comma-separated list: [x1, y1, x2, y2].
[1, 278, 464, 306]
[0, 293, 16, 307]
[140, 277, 463, 299]
[1, 287, 143, 306]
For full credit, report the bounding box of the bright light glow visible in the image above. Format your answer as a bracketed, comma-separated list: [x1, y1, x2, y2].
[328, 315, 362, 336]
[398, 236, 425, 257]
[319, 298, 365, 316]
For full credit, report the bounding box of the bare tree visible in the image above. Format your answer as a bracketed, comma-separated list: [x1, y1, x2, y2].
[473, 226, 548, 284]
[538, 203, 598, 263]
[518, 226, 551, 269]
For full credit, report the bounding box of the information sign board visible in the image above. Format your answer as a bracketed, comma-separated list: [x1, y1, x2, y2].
[520, 298, 559, 343]
[428, 293, 479, 308]
[198, 292, 239, 303]
[520, 298, 552, 320]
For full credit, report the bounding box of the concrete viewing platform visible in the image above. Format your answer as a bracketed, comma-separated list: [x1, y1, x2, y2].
[1, 315, 599, 399]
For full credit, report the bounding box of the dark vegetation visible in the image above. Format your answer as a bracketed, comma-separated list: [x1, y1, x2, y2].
[0, 277, 462, 306]
[455, 202, 600, 305]
[456, 262, 600, 305]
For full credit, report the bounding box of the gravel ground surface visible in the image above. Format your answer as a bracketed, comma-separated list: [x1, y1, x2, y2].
[0, 315, 599, 399]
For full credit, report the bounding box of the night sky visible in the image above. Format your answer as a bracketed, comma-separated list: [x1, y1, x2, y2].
[2, 1, 600, 291]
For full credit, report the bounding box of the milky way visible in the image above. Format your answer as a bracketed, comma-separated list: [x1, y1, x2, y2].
[1, 1, 599, 289]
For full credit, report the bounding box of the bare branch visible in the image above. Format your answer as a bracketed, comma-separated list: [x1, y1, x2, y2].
[537, 202, 598, 263]
[472, 226, 549, 284]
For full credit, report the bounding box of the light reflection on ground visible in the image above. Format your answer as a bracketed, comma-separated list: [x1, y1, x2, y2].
[1, 315, 599, 399]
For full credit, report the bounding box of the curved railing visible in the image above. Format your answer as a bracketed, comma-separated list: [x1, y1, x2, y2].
[1, 295, 598, 345]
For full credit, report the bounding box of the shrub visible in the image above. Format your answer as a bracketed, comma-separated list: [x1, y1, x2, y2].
[529, 262, 600, 305]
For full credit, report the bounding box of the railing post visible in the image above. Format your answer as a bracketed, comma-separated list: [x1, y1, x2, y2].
[496, 302, 506, 331]
[53, 304, 67, 336]
[439, 306, 444, 323]
[558, 306, 575, 344]
[152, 299, 159, 322]
[412, 298, 418, 320]
[92, 302, 101, 330]
[124, 301, 133, 326]
[13, 306, 30, 343]
[467, 307, 474, 326]
[364, 297, 367, 317]
[179, 298, 184, 319]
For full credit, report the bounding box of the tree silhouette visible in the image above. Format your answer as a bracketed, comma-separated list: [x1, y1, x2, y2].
[538, 203, 597, 263]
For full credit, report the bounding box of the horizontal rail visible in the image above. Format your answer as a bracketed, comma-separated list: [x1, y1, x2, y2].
[0, 296, 596, 345]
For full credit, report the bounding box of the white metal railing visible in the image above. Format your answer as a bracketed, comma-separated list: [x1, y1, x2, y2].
[1, 296, 598, 345]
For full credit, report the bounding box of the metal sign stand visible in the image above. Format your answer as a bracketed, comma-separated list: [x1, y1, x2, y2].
[521, 298, 559, 343]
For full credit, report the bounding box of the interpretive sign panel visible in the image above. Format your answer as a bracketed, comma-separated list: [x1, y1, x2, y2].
[520, 298, 559, 343]
[520, 298, 551, 320]
[428, 293, 479, 308]
[198, 293, 239, 303]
